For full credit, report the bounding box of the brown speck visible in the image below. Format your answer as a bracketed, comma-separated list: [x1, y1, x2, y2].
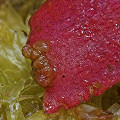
[89, 86, 94, 95]
[93, 81, 102, 89]
[107, 64, 114, 72]
[62, 75, 65, 78]
[73, 81, 78, 85]
[36, 27, 42, 32]
[115, 60, 119, 62]
[103, 52, 106, 55]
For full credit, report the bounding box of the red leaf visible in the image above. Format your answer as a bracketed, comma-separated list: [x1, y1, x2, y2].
[24, 0, 120, 114]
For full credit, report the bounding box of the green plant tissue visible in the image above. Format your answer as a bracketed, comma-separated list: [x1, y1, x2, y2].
[0, 2, 31, 120]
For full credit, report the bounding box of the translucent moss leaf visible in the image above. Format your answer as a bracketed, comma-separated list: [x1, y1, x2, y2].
[0, 4, 31, 84]
[2, 79, 25, 103]
[5, 102, 25, 120]
[26, 111, 47, 120]
[0, 2, 31, 120]
[10, 0, 46, 20]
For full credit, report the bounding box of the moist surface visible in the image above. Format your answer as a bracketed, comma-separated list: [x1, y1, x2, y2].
[24, 0, 120, 113]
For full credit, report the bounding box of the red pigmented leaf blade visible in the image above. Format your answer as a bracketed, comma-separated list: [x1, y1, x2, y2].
[28, 0, 120, 113]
